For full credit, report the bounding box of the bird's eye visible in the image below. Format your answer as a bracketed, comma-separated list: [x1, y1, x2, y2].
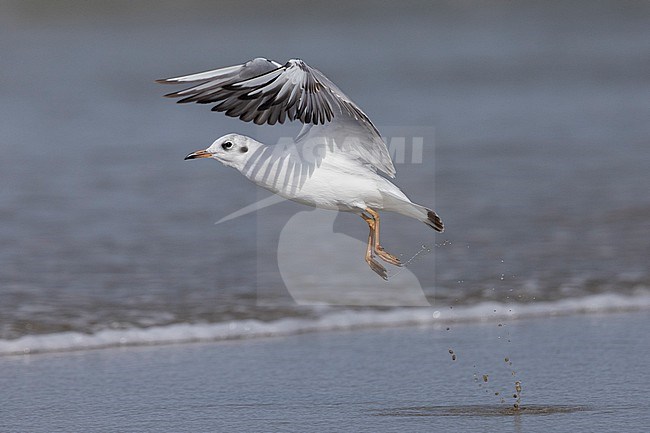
[222, 141, 234, 150]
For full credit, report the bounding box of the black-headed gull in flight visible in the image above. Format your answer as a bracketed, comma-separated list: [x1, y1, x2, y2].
[157, 58, 443, 279]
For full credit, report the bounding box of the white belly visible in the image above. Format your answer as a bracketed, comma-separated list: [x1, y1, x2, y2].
[249, 152, 387, 212]
[288, 166, 385, 211]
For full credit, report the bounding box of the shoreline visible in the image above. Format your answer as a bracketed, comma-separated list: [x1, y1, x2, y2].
[2, 310, 648, 432]
[2, 291, 649, 357]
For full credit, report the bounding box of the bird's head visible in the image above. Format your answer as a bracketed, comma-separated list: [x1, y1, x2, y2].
[184, 134, 256, 170]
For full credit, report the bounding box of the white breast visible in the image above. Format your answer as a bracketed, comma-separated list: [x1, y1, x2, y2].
[244, 148, 386, 212]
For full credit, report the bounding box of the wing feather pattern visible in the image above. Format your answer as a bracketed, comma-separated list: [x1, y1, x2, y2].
[157, 58, 396, 177]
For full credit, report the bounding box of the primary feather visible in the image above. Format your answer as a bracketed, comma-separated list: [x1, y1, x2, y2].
[157, 57, 396, 177]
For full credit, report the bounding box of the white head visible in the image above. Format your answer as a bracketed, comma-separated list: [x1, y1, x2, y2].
[184, 133, 259, 170]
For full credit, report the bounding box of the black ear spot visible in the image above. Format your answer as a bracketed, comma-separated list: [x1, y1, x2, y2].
[240, 146, 248, 153]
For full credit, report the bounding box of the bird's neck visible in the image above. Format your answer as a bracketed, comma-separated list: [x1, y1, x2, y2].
[238, 141, 310, 196]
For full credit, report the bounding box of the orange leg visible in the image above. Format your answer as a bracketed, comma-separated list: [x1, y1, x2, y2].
[364, 208, 402, 267]
[360, 212, 388, 280]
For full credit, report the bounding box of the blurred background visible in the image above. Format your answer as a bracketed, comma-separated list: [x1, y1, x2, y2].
[1, 1, 649, 343]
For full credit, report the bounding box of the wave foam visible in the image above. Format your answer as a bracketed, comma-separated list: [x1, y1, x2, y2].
[2, 291, 649, 356]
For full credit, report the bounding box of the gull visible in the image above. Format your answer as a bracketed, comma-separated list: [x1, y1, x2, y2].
[157, 58, 443, 279]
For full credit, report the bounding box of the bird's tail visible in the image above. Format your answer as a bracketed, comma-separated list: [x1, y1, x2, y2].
[405, 203, 444, 232]
[423, 208, 444, 232]
[381, 190, 444, 232]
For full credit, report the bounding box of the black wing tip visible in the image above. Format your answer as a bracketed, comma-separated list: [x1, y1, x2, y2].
[157, 58, 338, 127]
[426, 210, 444, 232]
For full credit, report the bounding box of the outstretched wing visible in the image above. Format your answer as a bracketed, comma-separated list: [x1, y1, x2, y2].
[157, 58, 396, 177]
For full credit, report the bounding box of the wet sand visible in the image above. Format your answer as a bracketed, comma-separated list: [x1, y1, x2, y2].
[2, 312, 649, 432]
